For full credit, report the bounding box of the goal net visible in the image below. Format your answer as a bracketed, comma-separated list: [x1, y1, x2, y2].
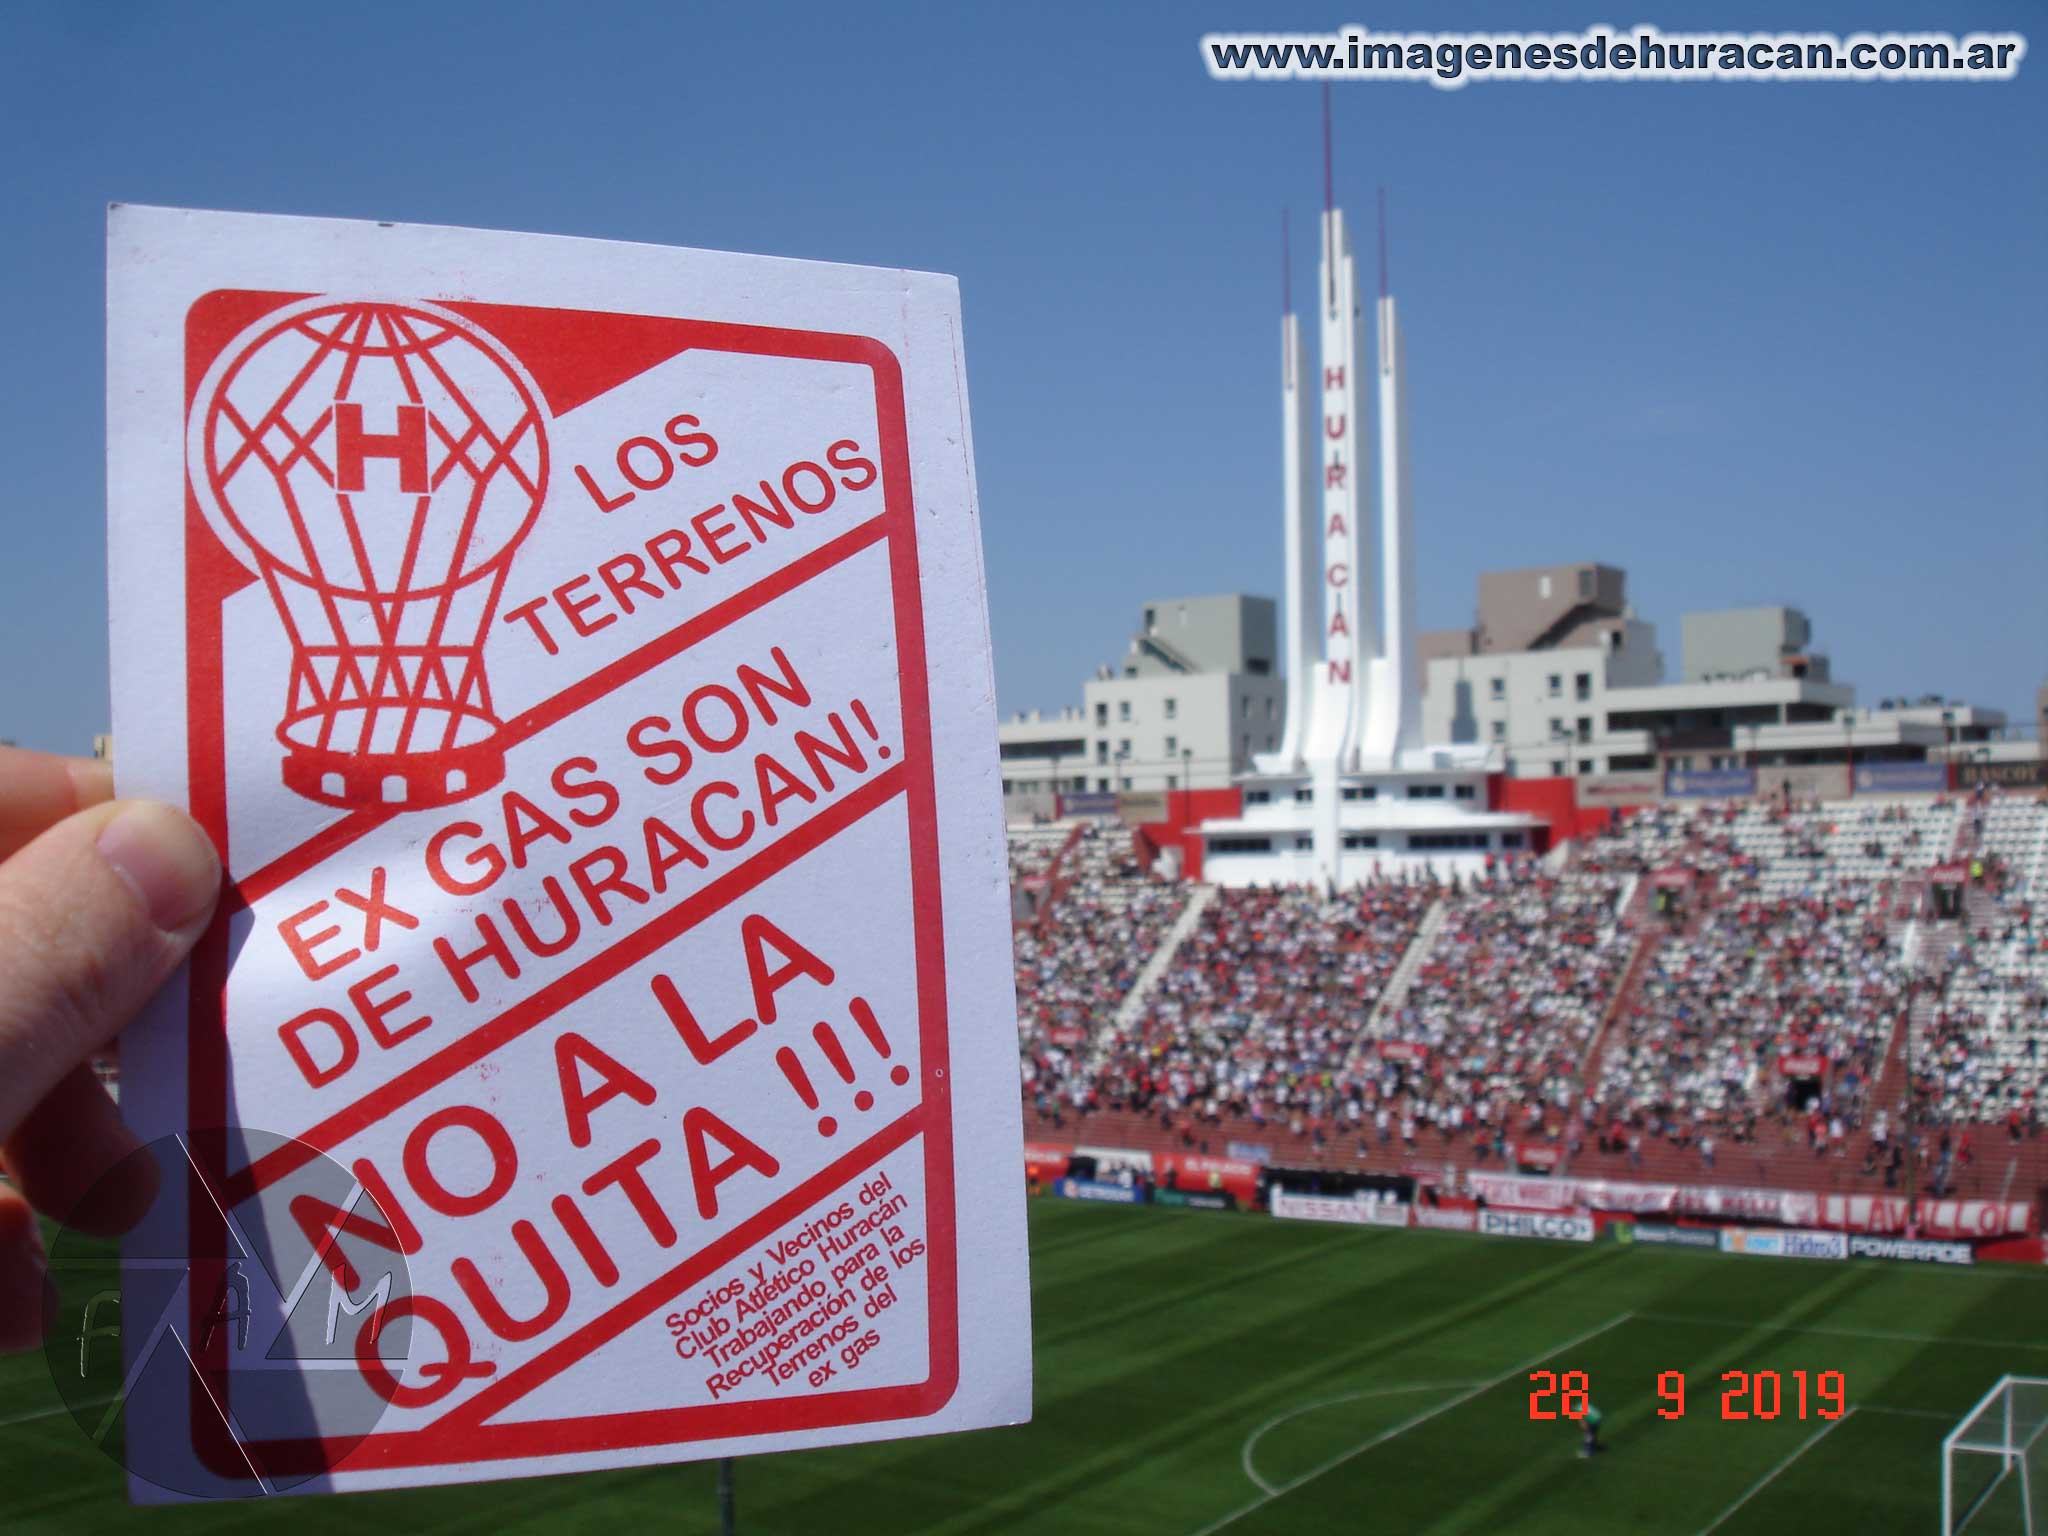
[1946, 1377, 2048, 1535]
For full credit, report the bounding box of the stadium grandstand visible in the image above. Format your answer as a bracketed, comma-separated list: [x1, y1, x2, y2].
[1013, 787, 2048, 1210]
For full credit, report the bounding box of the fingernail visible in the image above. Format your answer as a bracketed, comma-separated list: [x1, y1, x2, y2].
[97, 802, 222, 935]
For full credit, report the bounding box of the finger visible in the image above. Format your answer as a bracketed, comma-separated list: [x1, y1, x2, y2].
[0, 800, 220, 1145]
[0, 1181, 49, 1353]
[3, 1065, 159, 1236]
[0, 745, 114, 863]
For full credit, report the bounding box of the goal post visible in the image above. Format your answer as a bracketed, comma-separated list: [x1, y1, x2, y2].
[1945, 1376, 2048, 1535]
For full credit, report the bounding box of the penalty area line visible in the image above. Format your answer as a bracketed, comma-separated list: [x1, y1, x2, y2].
[1696, 1407, 1856, 1535]
[0, 1397, 119, 1429]
[1239, 1381, 1487, 1495]
[1640, 1311, 2048, 1354]
[1189, 1311, 1634, 1536]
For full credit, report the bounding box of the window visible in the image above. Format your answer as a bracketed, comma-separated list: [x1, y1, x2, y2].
[1143, 606, 1156, 629]
[1503, 832, 1525, 848]
[1548, 717, 1564, 739]
[1576, 717, 1592, 744]
[1550, 760, 1565, 776]
[1209, 836, 1272, 855]
[1294, 787, 1314, 803]
[1454, 784, 1476, 800]
[1409, 832, 1491, 850]
[1096, 777, 1109, 791]
[1001, 779, 1012, 794]
[1246, 789, 1272, 805]
[1095, 742, 1108, 765]
[1406, 784, 1445, 799]
[1575, 672, 1592, 701]
[1094, 702, 1108, 727]
[1117, 738, 1131, 757]
[1547, 674, 1562, 698]
[1119, 777, 1132, 790]
[1118, 700, 1132, 722]
[1489, 677, 1505, 701]
[1490, 720, 1506, 741]
[1163, 697, 1177, 720]
[1163, 735, 1177, 756]
[1341, 785, 1377, 801]
[1343, 833, 1379, 850]
[1294, 837, 1312, 851]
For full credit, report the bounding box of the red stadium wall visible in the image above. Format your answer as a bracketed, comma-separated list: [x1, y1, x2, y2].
[1488, 774, 1616, 849]
[1133, 787, 1242, 883]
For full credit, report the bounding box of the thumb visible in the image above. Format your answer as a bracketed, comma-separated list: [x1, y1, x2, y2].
[0, 800, 220, 1144]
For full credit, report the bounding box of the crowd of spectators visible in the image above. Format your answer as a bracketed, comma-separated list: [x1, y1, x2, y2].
[1588, 872, 1907, 1156]
[1910, 793, 2048, 1127]
[1082, 881, 1435, 1134]
[1006, 823, 1070, 887]
[1010, 793, 2048, 1179]
[1015, 824, 1184, 1116]
[1373, 868, 1630, 1138]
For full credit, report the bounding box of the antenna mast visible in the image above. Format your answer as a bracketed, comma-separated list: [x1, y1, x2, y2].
[1377, 185, 1389, 299]
[1322, 85, 1335, 310]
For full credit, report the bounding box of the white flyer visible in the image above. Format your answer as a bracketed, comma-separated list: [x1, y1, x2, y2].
[103, 204, 1030, 1496]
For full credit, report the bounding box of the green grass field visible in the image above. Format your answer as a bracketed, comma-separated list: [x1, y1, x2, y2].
[6, 1199, 2046, 1534]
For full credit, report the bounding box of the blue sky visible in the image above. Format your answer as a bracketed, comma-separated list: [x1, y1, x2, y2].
[2, 0, 2042, 754]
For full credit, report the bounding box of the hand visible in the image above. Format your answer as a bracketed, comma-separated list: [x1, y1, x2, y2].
[0, 745, 221, 1352]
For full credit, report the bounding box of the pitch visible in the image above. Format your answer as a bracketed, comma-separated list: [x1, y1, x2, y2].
[6, 1200, 2043, 1534]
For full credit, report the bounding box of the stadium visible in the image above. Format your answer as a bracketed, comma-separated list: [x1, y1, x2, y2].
[4, 9, 2046, 1536]
[15, 183, 2046, 1533]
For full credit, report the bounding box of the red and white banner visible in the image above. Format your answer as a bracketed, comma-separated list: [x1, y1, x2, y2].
[1778, 1054, 1827, 1078]
[1466, 1174, 2036, 1239]
[1412, 1203, 1478, 1233]
[1822, 1194, 2034, 1240]
[1466, 1172, 1821, 1226]
[1376, 1041, 1428, 1064]
[108, 207, 1027, 1495]
[1023, 1144, 1073, 1180]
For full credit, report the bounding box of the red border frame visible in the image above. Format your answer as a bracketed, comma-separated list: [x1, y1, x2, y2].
[179, 292, 959, 1477]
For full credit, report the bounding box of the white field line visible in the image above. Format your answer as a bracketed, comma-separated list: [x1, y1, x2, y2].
[0, 1397, 117, 1429]
[1238, 1381, 1487, 1495]
[1640, 1311, 2048, 1353]
[1696, 1407, 1857, 1535]
[1188, 1312, 1635, 1536]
